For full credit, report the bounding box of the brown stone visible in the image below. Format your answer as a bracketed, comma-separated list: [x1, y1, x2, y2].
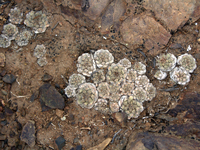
[190, 1, 200, 23]
[39, 83, 65, 111]
[143, 0, 196, 31]
[168, 92, 200, 121]
[84, 0, 110, 21]
[120, 13, 171, 56]
[20, 120, 36, 147]
[56, 109, 64, 118]
[114, 112, 127, 127]
[101, 0, 126, 34]
[126, 132, 200, 150]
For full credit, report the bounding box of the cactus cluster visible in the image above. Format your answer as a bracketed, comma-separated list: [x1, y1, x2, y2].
[0, 8, 49, 53]
[64, 49, 157, 119]
[155, 53, 197, 85]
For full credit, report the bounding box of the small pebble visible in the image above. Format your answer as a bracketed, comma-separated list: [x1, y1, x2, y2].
[2, 74, 16, 84]
[30, 91, 39, 102]
[1, 90, 7, 95]
[39, 83, 65, 111]
[55, 83, 60, 88]
[73, 137, 79, 143]
[0, 112, 6, 121]
[75, 145, 82, 150]
[55, 136, 66, 150]
[197, 37, 200, 44]
[1, 120, 7, 126]
[61, 116, 66, 121]
[5, 107, 14, 116]
[114, 112, 127, 127]
[0, 70, 6, 76]
[56, 109, 64, 118]
[0, 82, 3, 88]
[41, 73, 53, 82]
[21, 108, 26, 117]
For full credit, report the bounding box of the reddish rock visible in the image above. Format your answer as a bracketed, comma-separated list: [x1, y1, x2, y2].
[143, 0, 196, 31]
[190, 1, 200, 23]
[120, 13, 171, 56]
[101, 0, 126, 34]
[84, 0, 110, 21]
[168, 92, 200, 121]
[165, 122, 200, 139]
[126, 132, 200, 150]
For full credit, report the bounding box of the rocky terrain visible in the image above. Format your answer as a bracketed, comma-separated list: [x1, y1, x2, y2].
[0, 0, 200, 149]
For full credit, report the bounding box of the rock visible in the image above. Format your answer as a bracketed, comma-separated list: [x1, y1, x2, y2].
[55, 136, 66, 150]
[1, 120, 7, 126]
[70, 145, 83, 150]
[41, 73, 53, 82]
[20, 120, 36, 147]
[83, 0, 110, 21]
[73, 137, 79, 143]
[197, 37, 200, 44]
[56, 109, 64, 118]
[39, 83, 65, 111]
[0, 82, 3, 88]
[168, 92, 200, 121]
[101, 0, 126, 34]
[75, 145, 82, 150]
[189, 1, 200, 23]
[1, 89, 7, 95]
[0, 70, 6, 76]
[114, 112, 127, 127]
[30, 91, 39, 102]
[120, 13, 171, 56]
[126, 132, 200, 150]
[143, 0, 196, 31]
[165, 122, 200, 139]
[87, 138, 112, 150]
[5, 107, 14, 116]
[0, 53, 5, 67]
[2, 74, 16, 84]
[0, 112, 5, 121]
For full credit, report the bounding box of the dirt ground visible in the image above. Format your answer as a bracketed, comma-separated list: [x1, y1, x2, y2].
[0, 0, 200, 149]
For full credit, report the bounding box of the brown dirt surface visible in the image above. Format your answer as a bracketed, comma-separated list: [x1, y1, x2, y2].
[0, 0, 200, 149]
